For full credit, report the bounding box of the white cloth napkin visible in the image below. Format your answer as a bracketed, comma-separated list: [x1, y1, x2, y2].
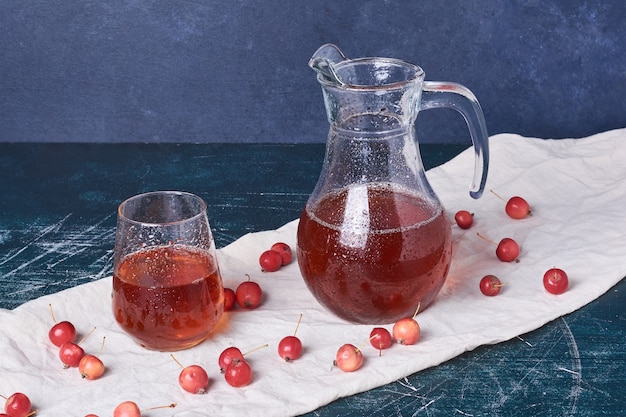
[1, 129, 625, 416]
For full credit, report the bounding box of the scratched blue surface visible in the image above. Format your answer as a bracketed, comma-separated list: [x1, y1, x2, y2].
[0, 143, 624, 416]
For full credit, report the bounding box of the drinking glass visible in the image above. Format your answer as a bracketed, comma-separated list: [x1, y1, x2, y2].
[112, 191, 224, 351]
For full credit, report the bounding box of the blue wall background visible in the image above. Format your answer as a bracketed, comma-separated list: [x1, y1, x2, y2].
[1, 1, 624, 143]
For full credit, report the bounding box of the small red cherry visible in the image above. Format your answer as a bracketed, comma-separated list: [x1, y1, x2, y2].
[59, 341, 85, 368]
[48, 320, 76, 347]
[277, 313, 303, 362]
[218, 347, 244, 373]
[48, 304, 76, 347]
[369, 327, 393, 351]
[477, 233, 520, 262]
[79, 354, 105, 380]
[496, 238, 520, 263]
[113, 402, 176, 417]
[270, 242, 292, 265]
[3, 393, 32, 417]
[278, 336, 303, 362]
[113, 401, 140, 417]
[491, 190, 531, 219]
[224, 359, 253, 387]
[259, 249, 282, 272]
[334, 344, 364, 372]
[170, 354, 209, 394]
[235, 278, 263, 309]
[454, 210, 474, 229]
[479, 274, 503, 296]
[223, 288, 236, 311]
[543, 267, 569, 295]
[505, 196, 531, 219]
[392, 317, 421, 345]
[178, 365, 209, 394]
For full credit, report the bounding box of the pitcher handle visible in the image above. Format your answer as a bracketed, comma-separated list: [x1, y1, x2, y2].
[421, 81, 489, 199]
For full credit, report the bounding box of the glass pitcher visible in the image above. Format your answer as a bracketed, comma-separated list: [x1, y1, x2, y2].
[296, 44, 489, 324]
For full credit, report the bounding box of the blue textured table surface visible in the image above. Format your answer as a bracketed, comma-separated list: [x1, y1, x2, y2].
[0, 143, 624, 416]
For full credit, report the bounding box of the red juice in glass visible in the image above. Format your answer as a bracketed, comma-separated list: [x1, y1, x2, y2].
[112, 245, 224, 351]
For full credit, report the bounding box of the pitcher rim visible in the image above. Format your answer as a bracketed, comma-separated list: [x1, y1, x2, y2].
[317, 57, 425, 90]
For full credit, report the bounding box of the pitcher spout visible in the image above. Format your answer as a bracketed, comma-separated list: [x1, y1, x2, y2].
[308, 43, 348, 85]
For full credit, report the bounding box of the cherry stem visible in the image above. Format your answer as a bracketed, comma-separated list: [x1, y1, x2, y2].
[412, 302, 422, 318]
[77, 326, 96, 345]
[48, 303, 57, 323]
[551, 266, 558, 279]
[490, 189, 507, 202]
[293, 313, 303, 337]
[356, 335, 377, 352]
[141, 403, 177, 412]
[170, 354, 184, 369]
[366, 334, 385, 356]
[97, 336, 106, 357]
[243, 343, 269, 357]
[476, 232, 497, 246]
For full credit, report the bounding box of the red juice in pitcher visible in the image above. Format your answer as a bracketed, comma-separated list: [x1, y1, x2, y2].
[112, 245, 224, 351]
[297, 183, 452, 324]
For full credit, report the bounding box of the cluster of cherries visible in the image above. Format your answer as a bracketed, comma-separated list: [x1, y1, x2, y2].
[217, 312, 304, 388]
[455, 190, 569, 296]
[217, 344, 265, 388]
[258, 242, 292, 272]
[335, 306, 423, 373]
[1, 308, 106, 417]
[217, 307, 423, 381]
[146, 314, 303, 394]
[48, 305, 105, 380]
[222, 242, 293, 312]
[217, 243, 305, 386]
[0, 310, 182, 417]
[223, 276, 263, 311]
